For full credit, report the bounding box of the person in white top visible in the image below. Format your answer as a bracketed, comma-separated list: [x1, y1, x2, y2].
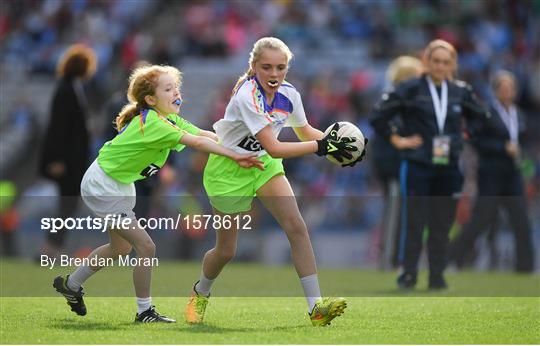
[185, 37, 364, 327]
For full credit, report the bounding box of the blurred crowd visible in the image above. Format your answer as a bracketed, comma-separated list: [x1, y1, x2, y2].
[1, 0, 539, 266]
[3, 1, 539, 106]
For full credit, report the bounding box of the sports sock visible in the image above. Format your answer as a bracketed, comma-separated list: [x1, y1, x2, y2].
[67, 265, 95, 291]
[195, 273, 214, 297]
[300, 274, 321, 313]
[136, 297, 152, 314]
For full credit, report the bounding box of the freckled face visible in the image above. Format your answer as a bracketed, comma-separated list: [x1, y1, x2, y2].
[146, 73, 182, 114]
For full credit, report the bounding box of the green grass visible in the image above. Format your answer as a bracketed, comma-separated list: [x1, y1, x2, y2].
[1, 297, 539, 344]
[2, 259, 539, 297]
[1, 259, 539, 344]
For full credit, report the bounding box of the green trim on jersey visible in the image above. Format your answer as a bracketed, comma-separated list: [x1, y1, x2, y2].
[98, 108, 200, 184]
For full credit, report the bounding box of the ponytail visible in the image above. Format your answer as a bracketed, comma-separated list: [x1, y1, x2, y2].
[115, 103, 140, 131]
[231, 68, 255, 97]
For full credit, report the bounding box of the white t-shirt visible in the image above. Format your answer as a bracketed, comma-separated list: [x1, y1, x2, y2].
[213, 77, 308, 156]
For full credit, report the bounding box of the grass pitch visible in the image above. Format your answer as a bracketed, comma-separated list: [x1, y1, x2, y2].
[1, 259, 539, 344]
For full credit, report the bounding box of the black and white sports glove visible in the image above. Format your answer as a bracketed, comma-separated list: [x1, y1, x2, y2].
[341, 137, 368, 167]
[315, 123, 358, 163]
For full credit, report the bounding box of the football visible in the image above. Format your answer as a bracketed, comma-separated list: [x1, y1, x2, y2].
[324, 121, 365, 166]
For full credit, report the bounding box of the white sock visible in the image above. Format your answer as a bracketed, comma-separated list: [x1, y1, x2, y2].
[195, 273, 214, 297]
[300, 274, 321, 313]
[136, 297, 152, 314]
[67, 265, 95, 291]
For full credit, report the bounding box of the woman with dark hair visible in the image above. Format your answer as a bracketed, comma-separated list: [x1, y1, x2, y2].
[39, 44, 98, 257]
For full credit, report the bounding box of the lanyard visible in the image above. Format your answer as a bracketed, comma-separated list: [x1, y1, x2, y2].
[494, 100, 518, 143]
[427, 76, 448, 134]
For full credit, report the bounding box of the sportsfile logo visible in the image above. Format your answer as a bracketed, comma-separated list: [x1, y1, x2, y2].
[41, 214, 139, 233]
[40, 214, 252, 233]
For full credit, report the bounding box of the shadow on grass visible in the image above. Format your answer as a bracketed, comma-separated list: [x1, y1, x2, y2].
[177, 322, 308, 334]
[49, 318, 310, 334]
[264, 324, 310, 331]
[50, 318, 125, 331]
[373, 288, 455, 296]
[178, 323, 254, 333]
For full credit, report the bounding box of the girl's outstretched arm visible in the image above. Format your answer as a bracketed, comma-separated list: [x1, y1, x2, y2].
[179, 133, 264, 170]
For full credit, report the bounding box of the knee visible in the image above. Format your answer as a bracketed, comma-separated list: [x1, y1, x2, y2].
[113, 243, 133, 257]
[135, 239, 156, 258]
[282, 217, 308, 240]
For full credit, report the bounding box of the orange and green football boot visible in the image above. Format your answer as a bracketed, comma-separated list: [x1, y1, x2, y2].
[184, 282, 209, 324]
[309, 297, 347, 326]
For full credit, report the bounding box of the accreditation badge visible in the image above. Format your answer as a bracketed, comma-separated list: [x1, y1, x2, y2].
[432, 135, 451, 165]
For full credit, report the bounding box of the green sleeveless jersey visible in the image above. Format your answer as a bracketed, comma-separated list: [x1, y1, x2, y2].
[97, 108, 200, 183]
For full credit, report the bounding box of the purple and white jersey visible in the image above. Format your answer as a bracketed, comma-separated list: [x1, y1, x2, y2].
[213, 77, 308, 155]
